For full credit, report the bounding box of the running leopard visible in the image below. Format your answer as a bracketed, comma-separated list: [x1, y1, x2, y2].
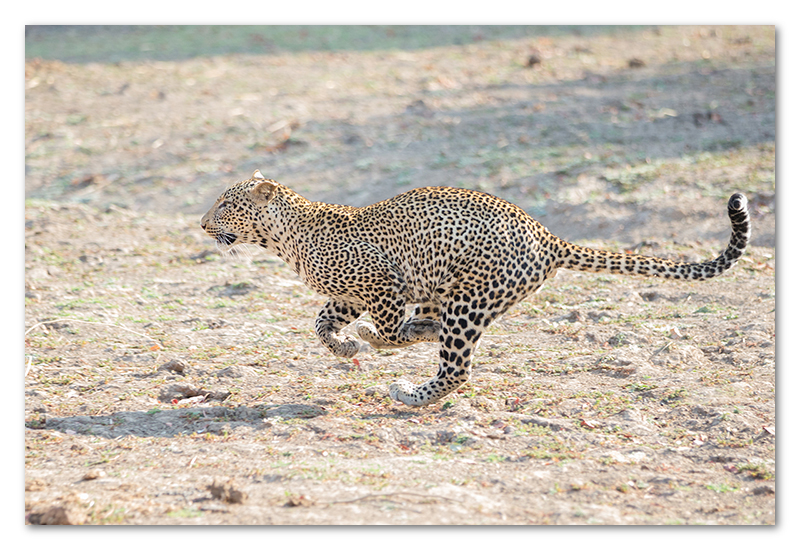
[201, 170, 751, 407]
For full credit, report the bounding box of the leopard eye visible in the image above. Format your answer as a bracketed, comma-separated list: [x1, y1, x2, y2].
[218, 200, 230, 210]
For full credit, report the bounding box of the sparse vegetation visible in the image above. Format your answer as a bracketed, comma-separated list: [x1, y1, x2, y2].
[25, 25, 773, 525]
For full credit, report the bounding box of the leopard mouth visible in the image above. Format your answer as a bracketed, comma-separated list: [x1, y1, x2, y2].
[217, 232, 237, 246]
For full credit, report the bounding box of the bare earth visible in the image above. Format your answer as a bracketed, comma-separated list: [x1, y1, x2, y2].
[24, 25, 775, 525]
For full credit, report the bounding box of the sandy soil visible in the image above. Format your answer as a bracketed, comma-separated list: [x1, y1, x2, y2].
[24, 25, 774, 525]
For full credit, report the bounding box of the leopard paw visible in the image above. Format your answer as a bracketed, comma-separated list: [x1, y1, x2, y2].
[356, 321, 381, 346]
[389, 379, 427, 406]
[356, 321, 407, 349]
[336, 335, 361, 358]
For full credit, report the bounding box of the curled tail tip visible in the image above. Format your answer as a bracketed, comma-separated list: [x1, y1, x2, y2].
[725, 192, 751, 264]
[728, 193, 748, 214]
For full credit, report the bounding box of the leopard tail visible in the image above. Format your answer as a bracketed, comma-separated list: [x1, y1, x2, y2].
[555, 193, 751, 281]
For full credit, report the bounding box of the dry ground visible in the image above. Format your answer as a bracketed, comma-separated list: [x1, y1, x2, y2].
[24, 25, 775, 525]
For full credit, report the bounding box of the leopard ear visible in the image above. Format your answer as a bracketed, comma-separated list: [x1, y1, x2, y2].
[250, 179, 278, 205]
[252, 169, 265, 180]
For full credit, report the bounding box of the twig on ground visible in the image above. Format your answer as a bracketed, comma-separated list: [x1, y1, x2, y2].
[25, 318, 159, 343]
[326, 491, 461, 506]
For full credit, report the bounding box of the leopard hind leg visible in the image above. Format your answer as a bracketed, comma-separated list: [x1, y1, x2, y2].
[356, 301, 440, 350]
[389, 302, 482, 406]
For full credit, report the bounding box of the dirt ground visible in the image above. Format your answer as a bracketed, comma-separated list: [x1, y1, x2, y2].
[24, 25, 775, 525]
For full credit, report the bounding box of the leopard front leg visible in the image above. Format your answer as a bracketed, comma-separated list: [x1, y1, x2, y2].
[314, 298, 365, 358]
[389, 305, 483, 406]
[356, 301, 440, 350]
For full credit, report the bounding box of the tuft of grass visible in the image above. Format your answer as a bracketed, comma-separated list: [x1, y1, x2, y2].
[706, 483, 738, 493]
[736, 463, 774, 480]
[167, 507, 203, 518]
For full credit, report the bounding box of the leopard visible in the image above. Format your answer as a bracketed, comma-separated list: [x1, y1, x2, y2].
[201, 169, 751, 407]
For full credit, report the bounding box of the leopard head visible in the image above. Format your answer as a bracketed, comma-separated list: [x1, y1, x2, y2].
[200, 170, 280, 250]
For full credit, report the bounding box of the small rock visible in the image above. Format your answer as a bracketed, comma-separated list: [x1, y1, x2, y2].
[523, 415, 574, 432]
[364, 386, 387, 398]
[313, 397, 337, 406]
[82, 469, 106, 481]
[190, 250, 218, 262]
[285, 493, 314, 507]
[25, 478, 47, 491]
[177, 395, 206, 406]
[526, 53, 541, 67]
[608, 331, 645, 347]
[29, 505, 87, 525]
[693, 111, 725, 127]
[208, 390, 233, 402]
[208, 479, 247, 504]
[160, 359, 190, 375]
[564, 310, 582, 323]
[639, 291, 661, 302]
[79, 254, 104, 266]
[160, 383, 230, 403]
[628, 58, 646, 68]
[203, 319, 227, 329]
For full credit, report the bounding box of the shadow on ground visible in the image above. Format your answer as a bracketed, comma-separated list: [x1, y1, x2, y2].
[37, 403, 327, 439]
